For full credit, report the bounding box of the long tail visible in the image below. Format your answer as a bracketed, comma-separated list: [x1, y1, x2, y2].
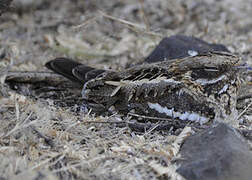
[45, 57, 105, 84]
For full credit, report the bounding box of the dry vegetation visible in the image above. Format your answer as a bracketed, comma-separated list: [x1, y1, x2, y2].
[0, 0, 252, 179]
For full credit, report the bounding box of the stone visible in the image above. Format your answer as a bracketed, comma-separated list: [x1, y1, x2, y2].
[176, 123, 252, 180]
[144, 35, 229, 63]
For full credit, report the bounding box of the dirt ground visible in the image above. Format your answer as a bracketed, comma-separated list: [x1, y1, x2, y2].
[0, 0, 251, 179]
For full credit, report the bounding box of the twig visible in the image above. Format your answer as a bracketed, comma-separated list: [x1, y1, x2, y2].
[99, 10, 162, 37]
[2, 71, 65, 83]
[138, 0, 150, 30]
[82, 120, 125, 124]
[128, 112, 174, 122]
[143, 122, 161, 136]
[72, 16, 97, 29]
[237, 100, 252, 120]
[30, 126, 54, 147]
[4, 112, 34, 137]
[51, 44, 115, 59]
[81, 116, 184, 132]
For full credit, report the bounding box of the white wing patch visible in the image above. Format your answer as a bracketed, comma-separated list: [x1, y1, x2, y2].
[195, 75, 226, 85]
[147, 102, 209, 125]
[105, 76, 181, 87]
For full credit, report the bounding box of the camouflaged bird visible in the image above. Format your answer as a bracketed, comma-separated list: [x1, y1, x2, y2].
[46, 51, 241, 125]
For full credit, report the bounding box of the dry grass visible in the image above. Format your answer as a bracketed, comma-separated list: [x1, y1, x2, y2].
[0, 0, 252, 179]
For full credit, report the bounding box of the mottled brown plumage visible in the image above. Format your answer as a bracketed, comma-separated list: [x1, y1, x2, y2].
[46, 51, 241, 124]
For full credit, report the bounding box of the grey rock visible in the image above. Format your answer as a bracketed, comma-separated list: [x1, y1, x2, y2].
[144, 35, 229, 63]
[176, 123, 252, 180]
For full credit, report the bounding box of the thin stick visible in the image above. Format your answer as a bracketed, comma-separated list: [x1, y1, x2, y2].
[99, 10, 162, 37]
[237, 100, 252, 120]
[144, 122, 161, 136]
[139, 0, 150, 30]
[128, 112, 174, 122]
[82, 120, 125, 124]
[2, 71, 65, 82]
[72, 16, 97, 29]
